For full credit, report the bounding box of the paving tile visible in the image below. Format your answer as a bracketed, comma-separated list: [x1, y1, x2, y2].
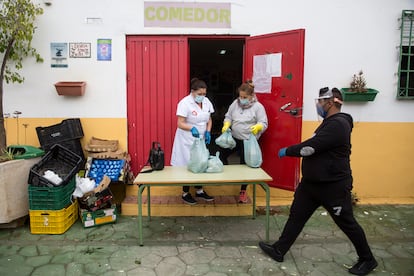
[0, 204, 412, 275]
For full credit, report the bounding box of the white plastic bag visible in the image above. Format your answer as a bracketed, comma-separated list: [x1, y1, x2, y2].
[72, 174, 95, 198]
[206, 151, 224, 173]
[187, 138, 209, 173]
[244, 133, 263, 168]
[215, 130, 236, 149]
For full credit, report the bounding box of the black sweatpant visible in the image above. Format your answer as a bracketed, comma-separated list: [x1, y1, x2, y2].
[275, 178, 374, 261]
[183, 186, 202, 193]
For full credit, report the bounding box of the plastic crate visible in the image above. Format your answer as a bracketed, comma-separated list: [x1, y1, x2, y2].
[29, 200, 78, 234]
[80, 204, 117, 228]
[28, 177, 76, 210]
[36, 118, 84, 147]
[28, 144, 83, 187]
[42, 138, 85, 164]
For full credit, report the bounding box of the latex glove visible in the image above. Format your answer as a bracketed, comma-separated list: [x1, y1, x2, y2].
[191, 127, 199, 138]
[250, 123, 264, 135]
[204, 131, 211, 145]
[278, 147, 287, 158]
[221, 121, 231, 133]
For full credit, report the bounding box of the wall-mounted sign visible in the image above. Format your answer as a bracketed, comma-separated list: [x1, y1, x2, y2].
[144, 2, 231, 28]
[50, 42, 68, 68]
[69, 43, 91, 58]
[97, 39, 112, 61]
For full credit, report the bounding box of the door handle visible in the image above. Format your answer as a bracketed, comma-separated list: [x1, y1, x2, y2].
[280, 102, 292, 111]
[280, 102, 302, 117]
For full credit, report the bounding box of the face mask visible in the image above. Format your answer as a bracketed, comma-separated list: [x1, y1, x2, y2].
[239, 98, 249, 106]
[316, 102, 328, 118]
[195, 95, 204, 103]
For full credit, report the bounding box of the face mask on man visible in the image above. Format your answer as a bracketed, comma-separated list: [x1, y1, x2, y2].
[195, 95, 204, 103]
[316, 102, 328, 118]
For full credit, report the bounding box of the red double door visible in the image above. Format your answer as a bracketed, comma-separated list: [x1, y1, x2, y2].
[127, 29, 304, 191]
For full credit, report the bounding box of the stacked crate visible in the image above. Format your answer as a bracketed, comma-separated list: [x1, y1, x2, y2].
[36, 118, 85, 166]
[77, 157, 125, 228]
[28, 144, 83, 234]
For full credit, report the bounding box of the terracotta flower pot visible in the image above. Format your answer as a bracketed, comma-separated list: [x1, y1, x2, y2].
[55, 81, 86, 96]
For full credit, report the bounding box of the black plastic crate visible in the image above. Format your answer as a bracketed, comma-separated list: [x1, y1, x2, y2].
[36, 118, 84, 147]
[28, 144, 83, 187]
[42, 138, 85, 164]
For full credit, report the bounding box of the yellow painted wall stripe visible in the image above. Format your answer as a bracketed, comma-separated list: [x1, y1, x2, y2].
[5, 118, 414, 204]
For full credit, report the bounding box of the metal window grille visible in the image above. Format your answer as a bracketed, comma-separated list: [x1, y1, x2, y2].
[398, 10, 414, 99]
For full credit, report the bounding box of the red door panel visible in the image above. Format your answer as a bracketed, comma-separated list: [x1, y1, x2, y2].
[126, 36, 188, 174]
[244, 29, 305, 190]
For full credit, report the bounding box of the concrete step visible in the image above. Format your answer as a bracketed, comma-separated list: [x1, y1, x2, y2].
[125, 184, 243, 197]
[121, 195, 254, 216]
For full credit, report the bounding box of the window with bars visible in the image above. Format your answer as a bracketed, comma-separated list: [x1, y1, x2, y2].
[398, 10, 414, 99]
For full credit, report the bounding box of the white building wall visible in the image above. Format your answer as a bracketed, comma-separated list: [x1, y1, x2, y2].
[4, 0, 414, 122]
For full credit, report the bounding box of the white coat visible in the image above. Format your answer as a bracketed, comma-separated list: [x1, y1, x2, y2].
[171, 94, 215, 166]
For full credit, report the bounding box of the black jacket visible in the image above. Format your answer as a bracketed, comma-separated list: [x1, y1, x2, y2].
[286, 113, 353, 183]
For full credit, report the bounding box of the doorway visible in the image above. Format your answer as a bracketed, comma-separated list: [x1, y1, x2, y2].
[189, 38, 244, 138]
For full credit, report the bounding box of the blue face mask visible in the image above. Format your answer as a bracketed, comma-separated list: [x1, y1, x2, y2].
[239, 98, 249, 106]
[195, 95, 204, 103]
[316, 103, 328, 118]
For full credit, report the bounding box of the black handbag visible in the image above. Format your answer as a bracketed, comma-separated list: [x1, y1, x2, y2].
[142, 141, 164, 173]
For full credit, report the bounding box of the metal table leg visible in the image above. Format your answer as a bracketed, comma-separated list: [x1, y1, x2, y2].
[259, 182, 270, 242]
[138, 184, 146, 246]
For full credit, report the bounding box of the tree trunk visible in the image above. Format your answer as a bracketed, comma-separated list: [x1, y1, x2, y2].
[0, 117, 6, 152]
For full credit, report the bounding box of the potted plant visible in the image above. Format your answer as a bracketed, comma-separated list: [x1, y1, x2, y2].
[340, 70, 379, 102]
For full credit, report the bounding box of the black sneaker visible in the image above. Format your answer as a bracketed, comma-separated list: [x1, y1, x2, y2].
[182, 193, 197, 205]
[195, 191, 214, 201]
[259, 241, 284, 262]
[348, 258, 378, 275]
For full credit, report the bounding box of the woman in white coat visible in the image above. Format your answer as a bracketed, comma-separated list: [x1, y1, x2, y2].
[171, 78, 215, 205]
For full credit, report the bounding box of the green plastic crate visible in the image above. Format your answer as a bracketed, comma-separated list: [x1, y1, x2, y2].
[28, 177, 76, 210]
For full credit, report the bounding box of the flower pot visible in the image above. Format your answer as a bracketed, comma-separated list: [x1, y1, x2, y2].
[55, 81, 86, 96]
[340, 88, 378, 102]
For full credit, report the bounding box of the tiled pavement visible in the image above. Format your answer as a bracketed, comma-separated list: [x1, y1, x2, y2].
[0, 204, 413, 275]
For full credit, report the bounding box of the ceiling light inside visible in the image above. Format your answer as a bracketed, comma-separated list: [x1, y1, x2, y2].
[218, 49, 227, 55]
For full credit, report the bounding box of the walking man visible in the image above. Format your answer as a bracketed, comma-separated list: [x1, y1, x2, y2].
[259, 87, 377, 276]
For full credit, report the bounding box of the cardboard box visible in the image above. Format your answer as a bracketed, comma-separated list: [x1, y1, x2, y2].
[80, 204, 117, 228]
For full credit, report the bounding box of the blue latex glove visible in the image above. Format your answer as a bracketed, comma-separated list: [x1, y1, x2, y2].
[191, 127, 199, 138]
[204, 131, 211, 145]
[278, 147, 287, 158]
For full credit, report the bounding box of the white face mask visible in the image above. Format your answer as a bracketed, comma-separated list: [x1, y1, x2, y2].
[239, 98, 249, 106]
[194, 95, 204, 103]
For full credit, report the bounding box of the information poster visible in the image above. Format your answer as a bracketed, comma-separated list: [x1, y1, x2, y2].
[252, 53, 282, 93]
[97, 39, 112, 61]
[69, 43, 91, 58]
[50, 42, 68, 68]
